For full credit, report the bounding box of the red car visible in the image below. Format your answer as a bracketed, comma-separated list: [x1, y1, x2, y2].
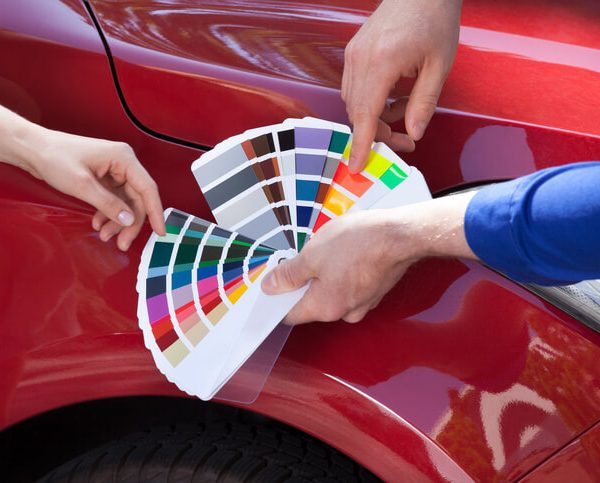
[2, 1, 600, 481]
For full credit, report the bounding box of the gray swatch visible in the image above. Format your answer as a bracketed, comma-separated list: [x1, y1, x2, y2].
[215, 188, 269, 228]
[203, 166, 258, 208]
[322, 156, 339, 179]
[194, 144, 248, 187]
[236, 211, 290, 250]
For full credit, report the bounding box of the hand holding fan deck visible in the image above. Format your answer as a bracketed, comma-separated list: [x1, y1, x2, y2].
[137, 117, 431, 401]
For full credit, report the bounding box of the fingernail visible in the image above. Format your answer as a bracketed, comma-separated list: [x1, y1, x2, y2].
[348, 157, 359, 174]
[412, 122, 426, 141]
[261, 272, 278, 294]
[118, 210, 134, 227]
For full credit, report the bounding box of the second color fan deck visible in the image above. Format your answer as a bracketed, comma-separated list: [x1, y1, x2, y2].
[137, 117, 432, 401]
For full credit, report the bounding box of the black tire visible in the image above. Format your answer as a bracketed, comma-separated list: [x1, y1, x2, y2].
[38, 421, 380, 482]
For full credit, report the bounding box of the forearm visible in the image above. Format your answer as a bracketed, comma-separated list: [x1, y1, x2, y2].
[379, 162, 600, 286]
[0, 105, 47, 175]
[378, 190, 478, 263]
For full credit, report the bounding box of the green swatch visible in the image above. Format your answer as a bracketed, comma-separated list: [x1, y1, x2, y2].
[380, 164, 407, 190]
[329, 131, 351, 154]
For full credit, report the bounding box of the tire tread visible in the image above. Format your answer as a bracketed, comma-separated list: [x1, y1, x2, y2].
[38, 421, 379, 482]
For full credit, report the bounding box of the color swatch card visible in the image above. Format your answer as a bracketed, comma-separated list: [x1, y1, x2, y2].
[137, 208, 307, 401]
[138, 117, 432, 401]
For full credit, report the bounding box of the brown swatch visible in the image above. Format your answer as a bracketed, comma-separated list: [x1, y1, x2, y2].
[251, 134, 274, 157]
[316, 182, 330, 204]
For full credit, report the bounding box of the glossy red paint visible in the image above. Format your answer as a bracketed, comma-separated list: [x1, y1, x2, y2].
[88, 0, 600, 193]
[1, 0, 600, 481]
[521, 420, 600, 482]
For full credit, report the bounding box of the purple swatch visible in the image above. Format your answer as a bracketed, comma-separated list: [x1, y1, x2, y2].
[295, 127, 332, 150]
[296, 153, 327, 176]
[147, 293, 169, 322]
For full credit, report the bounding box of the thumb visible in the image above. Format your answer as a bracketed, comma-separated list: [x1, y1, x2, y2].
[79, 175, 136, 228]
[262, 255, 313, 295]
[405, 62, 446, 141]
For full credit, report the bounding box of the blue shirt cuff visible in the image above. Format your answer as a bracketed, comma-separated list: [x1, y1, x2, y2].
[465, 179, 558, 285]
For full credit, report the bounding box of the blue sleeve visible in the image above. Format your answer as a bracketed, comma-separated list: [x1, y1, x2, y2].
[464, 161, 600, 286]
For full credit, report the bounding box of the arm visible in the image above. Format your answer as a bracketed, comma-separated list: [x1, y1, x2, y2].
[0, 105, 165, 250]
[465, 161, 600, 285]
[342, 0, 462, 172]
[262, 162, 600, 324]
[262, 191, 478, 325]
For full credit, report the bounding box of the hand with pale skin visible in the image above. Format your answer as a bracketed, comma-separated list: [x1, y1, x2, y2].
[0, 105, 165, 250]
[342, 0, 462, 172]
[262, 192, 477, 325]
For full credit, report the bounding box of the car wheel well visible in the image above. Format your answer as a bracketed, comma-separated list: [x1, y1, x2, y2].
[1, 396, 300, 482]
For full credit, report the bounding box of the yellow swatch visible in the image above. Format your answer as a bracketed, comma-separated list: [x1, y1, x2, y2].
[364, 150, 392, 178]
[323, 188, 354, 216]
[227, 283, 248, 303]
[342, 141, 352, 161]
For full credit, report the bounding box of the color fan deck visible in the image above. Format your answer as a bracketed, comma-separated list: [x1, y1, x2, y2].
[137, 117, 431, 400]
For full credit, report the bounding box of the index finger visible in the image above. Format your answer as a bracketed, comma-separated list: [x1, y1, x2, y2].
[347, 79, 390, 173]
[125, 162, 166, 236]
[348, 112, 378, 174]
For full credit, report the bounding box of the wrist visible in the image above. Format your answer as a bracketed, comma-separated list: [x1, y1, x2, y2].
[0, 108, 48, 175]
[378, 191, 478, 262]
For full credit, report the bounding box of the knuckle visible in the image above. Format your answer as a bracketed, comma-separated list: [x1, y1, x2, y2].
[276, 262, 298, 289]
[137, 178, 159, 200]
[321, 305, 344, 322]
[139, 182, 155, 197]
[148, 178, 159, 193]
[345, 41, 363, 63]
[415, 92, 439, 109]
[351, 108, 374, 125]
[371, 41, 392, 61]
[343, 312, 365, 324]
[118, 141, 134, 154]
[114, 142, 136, 160]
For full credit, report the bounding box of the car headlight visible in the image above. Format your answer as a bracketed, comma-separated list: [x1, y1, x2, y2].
[526, 281, 600, 333]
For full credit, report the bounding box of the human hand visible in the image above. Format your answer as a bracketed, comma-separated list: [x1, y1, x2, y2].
[0, 105, 164, 250]
[342, 0, 462, 172]
[262, 193, 477, 325]
[29, 129, 165, 251]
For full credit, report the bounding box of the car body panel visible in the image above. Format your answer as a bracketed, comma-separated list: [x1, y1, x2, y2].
[1, 0, 600, 481]
[87, 0, 600, 194]
[520, 420, 600, 482]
